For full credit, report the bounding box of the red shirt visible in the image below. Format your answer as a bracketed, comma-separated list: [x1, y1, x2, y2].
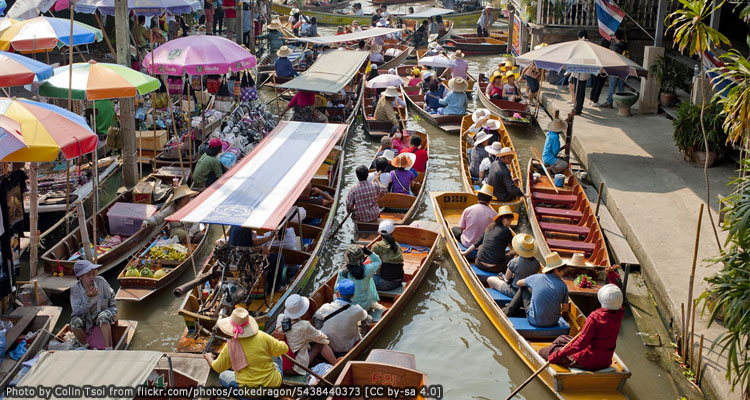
[400, 147, 428, 173]
[549, 272, 623, 370]
[223, 0, 236, 18]
[487, 83, 503, 98]
[288, 91, 315, 108]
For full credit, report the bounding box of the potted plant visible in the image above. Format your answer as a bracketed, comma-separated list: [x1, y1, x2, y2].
[649, 55, 691, 106]
[671, 100, 727, 166]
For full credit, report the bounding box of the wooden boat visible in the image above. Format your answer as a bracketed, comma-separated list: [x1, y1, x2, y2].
[280, 224, 439, 386]
[327, 349, 428, 400]
[287, 0, 352, 12]
[451, 32, 508, 41]
[354, 130, 428, 243]
[443, 36, 507, 55]
[361, 85, 408, 138]
[459, 115, 525, 217]
[378, 44, 414, 71]
[395, 66, 463, 134]
[55, 320, 138, 350]
[0, 306, 61, 389]
[397, 21, 454, 57]
[431, 192, 632, 399]
[371, 0, 420, 4]
[525, 158, 611, 296]
[477, 73, 535, 126]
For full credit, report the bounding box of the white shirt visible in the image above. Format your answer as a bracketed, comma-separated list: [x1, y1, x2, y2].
[313, 299, 368, 353]
[479, 157, 493, 179]
[368, 171, 392, 187]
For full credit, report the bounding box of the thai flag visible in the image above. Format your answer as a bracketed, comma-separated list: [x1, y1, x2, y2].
[596, 0, 626, 41]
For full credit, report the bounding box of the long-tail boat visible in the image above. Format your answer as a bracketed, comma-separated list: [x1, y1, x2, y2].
[394, 65, 463, 134]
[361, 85, 408, 138]
[379, 44, 414, 71]
[477, 73, 535, 126]
[327, 349, 428, 400]
[443, 36, 508, 55]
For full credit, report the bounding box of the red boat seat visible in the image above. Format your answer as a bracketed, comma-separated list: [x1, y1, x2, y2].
[547, 239, 596, 253]
[532, 192, 577, 204]
[535, 207, 583, 220]
[539, 222, 590, 236]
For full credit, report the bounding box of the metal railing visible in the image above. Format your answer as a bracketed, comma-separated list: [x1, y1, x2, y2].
[511, 0, 676, 29]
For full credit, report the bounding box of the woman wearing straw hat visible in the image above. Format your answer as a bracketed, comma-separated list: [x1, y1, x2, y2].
[461, 205, 517, 279]
[141, 185, 201, 243]
[375, 87, 403, 135]
[468, 131, 492, 179]
[452, 183, 497, 249]
[438, 78, 468, 115]
[389, 153, 417, 195]
[440, 50, 468, 80]
[502, 71, 524, 103]
[274, 46, 298, 78]
[504, 252, 571, 327]
[485, 71, 504, 100]
[486, 144, 524, 202]
[276, 294, 338, 375]
[257, 19, 284, 59]
[542, 118, 569, 174]
[205, 308, 289, 389]
[488, 233, 541, 297]
[369, 44, 384, 64]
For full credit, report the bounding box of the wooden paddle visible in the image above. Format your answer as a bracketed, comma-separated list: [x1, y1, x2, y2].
[529, 146, 559, 194]
[329, 209, 353, 239]
[282, 354, 334, 386]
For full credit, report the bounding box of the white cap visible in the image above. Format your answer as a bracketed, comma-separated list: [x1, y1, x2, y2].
[378, 220, 395, 235]
[597, 284, 623, 310]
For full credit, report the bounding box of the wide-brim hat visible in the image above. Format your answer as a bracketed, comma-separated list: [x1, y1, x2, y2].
[391, 152, 416, 169]
[504, 70, 520, 81]
[290, 8, 300, 15]
[428, 41, 438, 50]
[411, 67, 421, 77]
[547, 118, 568, 132]
[268, 19, 283, 30]
[567, 252, 590, 267]
[452, 50, 464, 59]
[493, 205, 515, 221]
[447, 77, 468, 92]
[284, 294, 310, 319]
[173, 185, 198, 202]
[476, 183, 496, 199]
[484, 119, 501, 131]
[217, 308, 259, 338]
[500, 61, 514, 71]
[74, 259, 101, 277]
[277, 46, 293, 57]
[472, 108, 491, 123]
[485, 141, 506, 155]
[381, 86, 400, 97]
[473, 131, 492, 147]
[489, 71, 503, 84]
[428, 33, 438, 42]
[382, 149, 396, 161]
[512, 233, 537, 258]
[542, 251, 567, 273]
[370, 44, 382, 53]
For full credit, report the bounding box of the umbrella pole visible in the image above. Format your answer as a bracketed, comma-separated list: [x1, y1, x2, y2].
[29, 163, 38, 279]
[163, 74, 185, 176]
[151, 40, 157, 171]
[91, 101, 99, 263]
[187, 79, 194, 173]
[65, 161, 70, 234]
[66, 3, 74, 236]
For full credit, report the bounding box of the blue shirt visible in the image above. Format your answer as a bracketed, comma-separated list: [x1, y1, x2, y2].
[424, 86, 444, 110]
[543, 130, 561, 166]
[438, 91, 467, 115]
[336, 253, 381, 310]
[242, 8, 252, 33]
[275, 57, 297, 78]
[525, 273, 569, 327]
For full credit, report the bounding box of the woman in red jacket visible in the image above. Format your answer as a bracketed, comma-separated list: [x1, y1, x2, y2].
[538, 264, 624, 371]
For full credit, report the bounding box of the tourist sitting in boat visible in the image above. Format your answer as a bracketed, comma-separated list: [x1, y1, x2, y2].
[375, 87, 402, 135]
[304, 17, 318, 37]
[368, 63, 380, 81]
[275, 46, 298, 78]
[469, 132, 492, 179]
[347, 165, 386, 223]
[486, 145, 524, 202]
[437, 78, 468, 115]
[408, 68, 423, 87]
[313, 279, 369, 355]
[486, 71, 505, 100]
[424, 41, 442, 56]
[374, 136, 395, 159]
[440, 50, 468, 80]
[352, 2, 363, 15]
[428, 16, 439, 35]
[282, 90, 316, 121]
[204, 308, 288, 390]
[372, 221, 404, 291]
[452, 184, 497, 250]
[369, 156, 393, 189]
[192, 138, 226, 190]
[298, 182, 334, 207]
[543, 118, 569, 174]
[141, 185, 201, 242]
[389, 153, 417, 195]
[371, 8, 383, 26]
[423, 80, 446, 114]
[381, 5, 392, 23]
[403, 20, 428, 48]
[70, 260, 118, 350]
[521, 61, 543, 106]
[539, 264, 624, 370]
[502, 71, 524, 103]
[503, 252, 570, 327]
[351, 21, 362, 32]
[488, 234, 541, 297]
[391, 131, 406, 152]
[461, 205, 515, 277]
[337, 244, 382, 311]
[399, 134, 428, 173]
[277, 294, 338, 375]
[436, 15, 447, 37]
[369, 44, 384, 64]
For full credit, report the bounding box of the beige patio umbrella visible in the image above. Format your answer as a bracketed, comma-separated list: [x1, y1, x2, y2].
[515, 40, 645, 79]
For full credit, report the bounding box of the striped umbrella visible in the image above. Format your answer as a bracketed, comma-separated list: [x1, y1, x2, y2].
[0, 16, 102, 52]
[39, 60, 160, 100]
[0, 97, 97, 162]
[0, 50, 53, 87]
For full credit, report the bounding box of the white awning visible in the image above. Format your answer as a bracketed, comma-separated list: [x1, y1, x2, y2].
[402, 8, 455, 19]
[291, 28, 403, 45]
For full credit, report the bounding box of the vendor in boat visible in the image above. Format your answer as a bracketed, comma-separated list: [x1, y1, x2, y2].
[521, 61, 543, 106]
[486, 145, 524, 202]
[408, 68, 423, 87]
[399, 134, 428, 173]
[488, 234, 541, 297]
[351, 2, 363, 16]
[389, 153, 417, 195]
[274, 46, 298, 78]
[277, 294, 338, 375]
[477, 6, 492, 37]
[542, 118, 570, 174]
[192, 138, 225, 190]
[403, 20, 428, 48]
[282, 90, 316, 121]
[70, 260, 118, 350]
[452, 184, 497, 250]
[351, 20, 362, 32]
[204, 308, 288, 389]
[369, 156, 393, 189]
[374, 87, 403, 135]
[313, 279, 369, 355]
[141, 185, 202, 243]
[437, 77, 468, 116]
[503, 252, 570, 327]
[468, 132, 492, 179]
[539, 264, 624, 370]
[502, 71, 524, 103]
[461, 205, 516, 278]
[298, 181, 334, 207]
[337, 244, 381, 311]
[372, 220, 404, 291]
[424, 79, 445, 114]
[369, 44, 384, 64]
[486, 71, 505, 100]
[347, 165, 386, 223]
[440, 50, 468, 80]
[227, 226, 292, 294]
[257, 19, 284, 60]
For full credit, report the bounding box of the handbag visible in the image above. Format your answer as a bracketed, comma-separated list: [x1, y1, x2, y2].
[105, 114, 122, 150]
[206, 77, 221, 94]
[240, 86, 257, 102]
[167, 77, 183, 95]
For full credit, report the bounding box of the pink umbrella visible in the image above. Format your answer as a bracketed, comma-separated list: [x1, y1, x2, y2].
[0, 115, 26, 160]
[142, 36, 255, 76]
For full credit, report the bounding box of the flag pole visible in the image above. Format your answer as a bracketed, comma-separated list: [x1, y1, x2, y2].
[622, 12, 655, 41]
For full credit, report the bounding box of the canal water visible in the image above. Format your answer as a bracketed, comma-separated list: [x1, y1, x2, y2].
[42, 21, 680, 400]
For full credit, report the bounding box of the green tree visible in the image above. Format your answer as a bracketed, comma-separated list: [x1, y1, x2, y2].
[711, 46, 750, 152]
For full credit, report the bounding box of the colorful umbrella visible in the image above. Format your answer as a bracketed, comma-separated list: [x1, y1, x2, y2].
[0, 16, 102, 52]
[0, 97, 97, 162]
[0, 115, 26, 160]
[142, 35, 255, 76]
[75, 0, 202, 16]
[0, 50, 53, 87]
[366, 74, 403, 88]
[5, 0, 56, 19]
[39, 60, 160, 100]
[514, 40, 644, 79]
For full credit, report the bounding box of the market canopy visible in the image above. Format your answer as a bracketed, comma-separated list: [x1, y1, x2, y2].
[292, 27, 402, 45]
[142, 35, 255, 76]
[39, 61, 160, 100]
[278, 50, 368, 94]
[75, 0, 202, 16]
[402, 7, 455, 19]
[168, 122, 347, 230]
[0, 16, 102, 52]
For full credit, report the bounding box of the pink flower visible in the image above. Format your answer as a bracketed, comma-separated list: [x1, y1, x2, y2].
[513, 112, 522, 118]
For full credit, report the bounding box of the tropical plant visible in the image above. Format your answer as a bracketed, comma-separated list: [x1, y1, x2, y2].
[710, 45, 750, 148]
[649, 55, 693, 93]
[666, 0, 730, 249]
[672, 100, 727, 160]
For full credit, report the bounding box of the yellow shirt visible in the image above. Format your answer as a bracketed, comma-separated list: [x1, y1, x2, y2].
[211, 331, 289, 387]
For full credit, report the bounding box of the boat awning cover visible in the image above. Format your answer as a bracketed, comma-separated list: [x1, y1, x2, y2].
[278, 50, 368, 94]
[403, 8, 455, 19]
[11, 350, 163, 399]
[292, 28, 402, 45]
[168, 122, 347, 230]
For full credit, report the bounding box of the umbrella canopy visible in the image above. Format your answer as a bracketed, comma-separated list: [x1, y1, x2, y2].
[0, 50, 53, 87]
[75, 0, 202, 16]
[5, 0, 56, 20]
[0, 115, 26, 160]
[142, 35, 255, 76]
[39, 60, 160, 100]
[0, 97, 97, 162]
[0, 16, 102, 52]
[418, 55, 454, 68]
[366, 74, 403, 88]
[514, 39, 644, 79]
[0, 17, 17, 32]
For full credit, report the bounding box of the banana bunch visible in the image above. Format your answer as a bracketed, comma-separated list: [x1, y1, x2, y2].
[149, 244, 188, 261]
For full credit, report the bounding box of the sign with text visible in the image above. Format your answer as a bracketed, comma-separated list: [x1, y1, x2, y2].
[512, 14, 522, 56]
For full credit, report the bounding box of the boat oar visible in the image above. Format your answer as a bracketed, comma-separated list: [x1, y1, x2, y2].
[504, 330, 582, 400]
[329, 209, 353, 239]
[529, 146, 559, 194]
[282, 354, 335, 386]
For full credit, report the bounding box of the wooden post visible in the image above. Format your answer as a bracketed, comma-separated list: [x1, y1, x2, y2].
[65, 160, 71, 234]
[236, 1, 243, 45]
[94, 12, 117, 57]
[249, 3, 255, 52]
[28, 163, 39, 279]
[594, 182, 604, 217]
[150, 40, 158, 171]
[696, 334, 705, 384]
[75, 202, 93, 261]
[689, 301, 697, 365]
[680, 302, 686, 357]
[685, 204, 703, 360]
[564, 110, 575, 163]
[115, 0, 138, 187]
[92, 103, 99, 263]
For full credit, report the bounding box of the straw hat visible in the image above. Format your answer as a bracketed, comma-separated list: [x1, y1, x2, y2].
[452, 50, 465, 59]
[473, 131, 492, 147]
[391, 152, 416, 169]
[567, 253, 590, 267]
[472, 108, 491, 123]
[381, 86, 400, 98]
[598, 284, 623, 310]
[493, 205, 515, 221]
[485, 142, 514, 156]
[542, 252, 567, 273]
[370, 44, 382, 54]
[476, 183, 496, 199]
[283, 294, 310, 319]
[382, 149, 396, 161]
[447, 77, 468, 92]
[547, 118, 568, 133]
[512, 233, 537, 258]
[499, 61, 514, 71]
[411, 67, 421, 77]
[484, 119, 501, 131]
[489, 71, 503, 84]
[428, 41, 439, 50]
[428, 33, 439, 42]
[172, 185, 198, 202]
[217, 308, 259, 338]
[290, 8, 300, 15]
[277, 46, 293, 57]
[504, 70, 520, 81]
[268, 19, 283, 30]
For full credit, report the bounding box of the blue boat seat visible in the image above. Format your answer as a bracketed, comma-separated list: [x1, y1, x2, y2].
[470, 264, 495, 279]
[569, 366, 616, 373]
[508, 317, 570, 339]
[487, 288, 512, 306]
[458, 242, 478, 259]
[304, 218, 322, 227]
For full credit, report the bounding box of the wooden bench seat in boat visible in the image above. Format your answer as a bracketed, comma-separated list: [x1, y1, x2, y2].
[547, 238, 596, 254]
[528, 342, 618, 373]
[509, 316, 570, 339]
[487, 288, 512, 306]
[539, 222, 590, 236]
[536, 207, 583, 220]
[470, 264, 495, 279]
[532, 192, 578, 205]
[378, 282, 405, 299]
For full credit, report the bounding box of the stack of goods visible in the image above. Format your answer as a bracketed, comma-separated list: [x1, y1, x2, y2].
[67, 235, 127, 261]
[125, 237, 189, 279]
[212, 102, 277, 169]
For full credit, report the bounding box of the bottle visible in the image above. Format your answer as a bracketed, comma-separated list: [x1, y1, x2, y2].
[202, 281, 210, 299]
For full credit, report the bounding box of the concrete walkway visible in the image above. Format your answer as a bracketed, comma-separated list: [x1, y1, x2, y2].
[537, 84, 739, 400]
